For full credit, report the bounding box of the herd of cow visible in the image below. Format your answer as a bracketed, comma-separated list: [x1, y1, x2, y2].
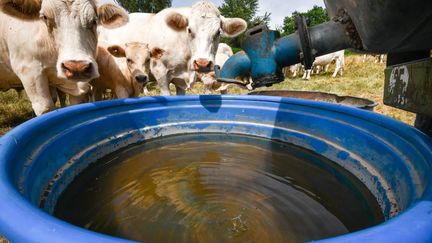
[0, 0, 247, 116]
[283, 52, 385, 80]
[0, 0, 386, 117]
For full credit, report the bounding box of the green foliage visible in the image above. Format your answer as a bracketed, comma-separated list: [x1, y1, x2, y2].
[219, 0, 271, 49]
[281, 6, 329, 36]
[252, 11, 271, 26]
[219, 0, 258, 24]
[232, 47, 242, 54]
[117, 0, 171, 13]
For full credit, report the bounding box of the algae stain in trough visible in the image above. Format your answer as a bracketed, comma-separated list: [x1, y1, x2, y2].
[54, 134, 384, 243]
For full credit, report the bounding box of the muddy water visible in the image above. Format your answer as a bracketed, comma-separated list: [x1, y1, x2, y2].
[55, 134, 383, 243]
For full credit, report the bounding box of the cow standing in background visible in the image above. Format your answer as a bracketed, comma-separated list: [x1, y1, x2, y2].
[283, 64, 302, 78]
[302, 50, 345, 80]
[0, 0, 129, 115]
[69, 43, 163, 104]
[363, 54, 385, 64]
[99, 0, 247, 96]
[199, 43, 233, 94]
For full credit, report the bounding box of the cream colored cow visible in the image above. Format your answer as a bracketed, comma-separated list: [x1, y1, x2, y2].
[0, 0, 128, 115]
[302, 50, 345, 80]
[69, 43, 165, 104]
[199, 43, 233, 94]
[99, 0, 247, 96]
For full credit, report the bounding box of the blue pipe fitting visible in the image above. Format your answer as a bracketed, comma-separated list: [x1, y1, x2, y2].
[220, 20, 353, 89]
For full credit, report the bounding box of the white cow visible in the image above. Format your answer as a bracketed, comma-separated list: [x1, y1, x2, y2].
[199, 43, 233, 94]
[283, 63, 301, 78]
[99, 0, 247, 96]
[0, 0, 128, 115]
[302, 50, 345, 80]
[216, 43, 234, 57]
[363, 54, 385, 64]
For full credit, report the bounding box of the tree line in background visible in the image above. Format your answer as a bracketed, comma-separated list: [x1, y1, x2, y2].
[115, 0, 329, 49]
[116, 0, 172, 13]
[281, 5, 329, 36]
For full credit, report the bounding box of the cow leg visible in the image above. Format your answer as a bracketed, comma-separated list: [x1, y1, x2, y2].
[57, 90, 67, 107]
[333, 59, 341, 78]
[204, 83, 213, 94]
[151, 64, 171, 96]
[187, 71, 197, 90]
[92, 87, 103, 101]
[114, 86, 130, 99]
[379, 55, 385, 64]
[158, 79, 171, 96]
[303, 70, 311, 80]
[175, 86, 186, 95]
[18, 72, 54, 116]
[302, 70, 307, 80]
[172, 78, 187, 96]
[49, 86, 59, 105]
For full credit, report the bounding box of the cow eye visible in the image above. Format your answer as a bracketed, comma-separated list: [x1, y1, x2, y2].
[127, 58, 133, 63]
[40, 14, 48, 22]
[92, 18, 98, 26]
[187, 28, 195, 38]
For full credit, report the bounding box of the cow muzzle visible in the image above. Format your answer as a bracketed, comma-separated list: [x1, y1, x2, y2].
[61, 60, 96, 80]
[193, 58, 213, 73]
[135, 74, 149, 84]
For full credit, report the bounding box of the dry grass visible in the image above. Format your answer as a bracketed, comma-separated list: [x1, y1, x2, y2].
[254, 54, 416, 124]
[0, 90, 35, 136]
[0, 55, 415, 137]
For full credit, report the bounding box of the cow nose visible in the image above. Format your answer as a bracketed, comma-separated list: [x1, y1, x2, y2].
[135, 75, 148, 84]
[193, 59, 213, 72]
[61, 61, 93, 79]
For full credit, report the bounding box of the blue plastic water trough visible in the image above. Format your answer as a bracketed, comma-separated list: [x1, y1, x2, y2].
[0, 95, 431, 242]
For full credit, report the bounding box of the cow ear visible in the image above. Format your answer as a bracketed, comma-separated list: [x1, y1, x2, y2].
[0, 0, 42, 20]
[97, 3, 129, 29]
[150, 47, 165, 60]
[221, 17, 247, 37]
[107, 45, 126, 58]
[165, 12, 188, 32]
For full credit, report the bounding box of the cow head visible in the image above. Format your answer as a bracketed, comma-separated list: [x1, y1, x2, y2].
[108, 42, 164, 85]
[0, 0, 129, 81]
[165, 0, 246, 73]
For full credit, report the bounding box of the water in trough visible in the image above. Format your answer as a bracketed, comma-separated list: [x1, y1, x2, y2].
[55, 133, 384, 243]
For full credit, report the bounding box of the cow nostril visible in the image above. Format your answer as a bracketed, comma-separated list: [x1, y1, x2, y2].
[83, 63, 93, 74]
[194, 59, 211, 69]
[135, 75, 148, 83]
[207, 61, 213, 68]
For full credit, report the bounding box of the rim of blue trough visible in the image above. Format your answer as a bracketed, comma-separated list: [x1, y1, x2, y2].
[0, 95, 431, 243]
